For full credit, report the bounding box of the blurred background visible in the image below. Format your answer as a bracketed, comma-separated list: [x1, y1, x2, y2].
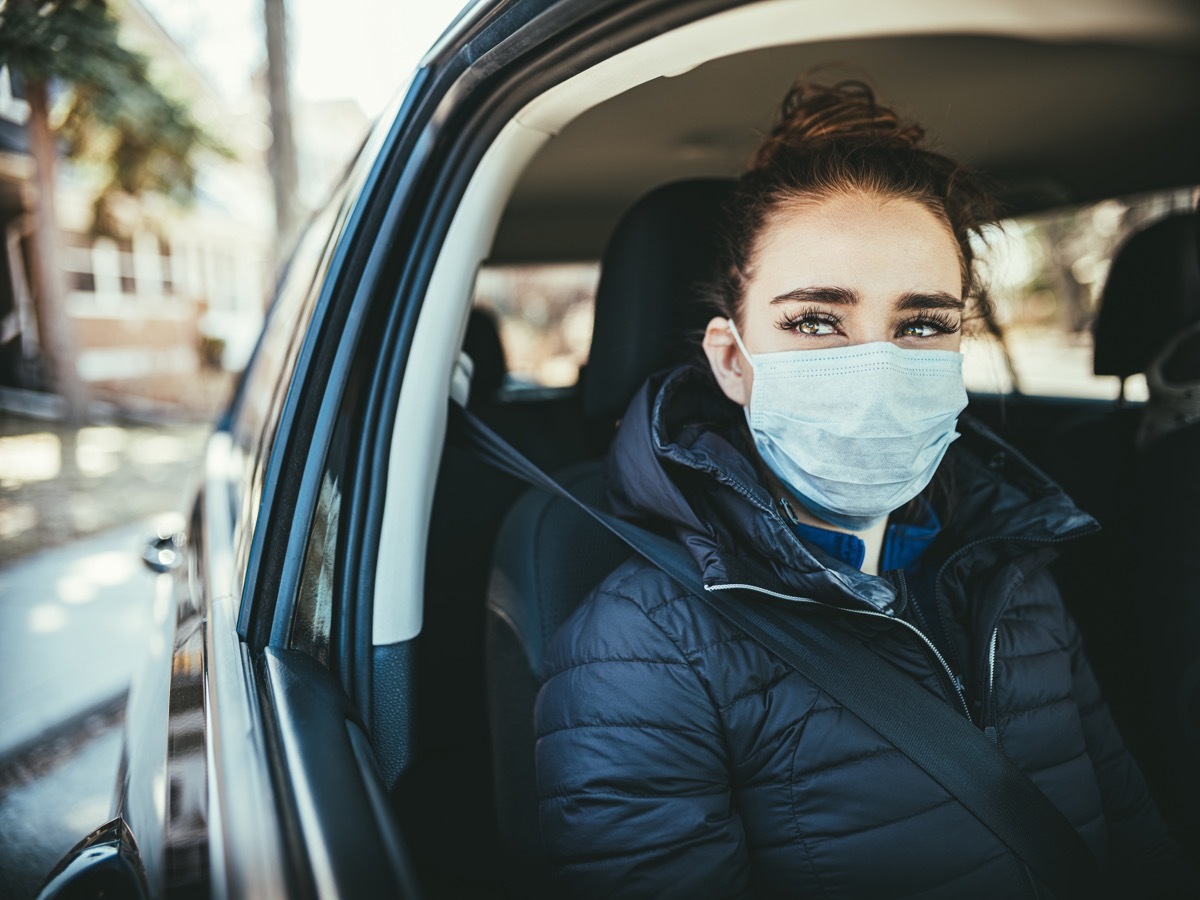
[0, 2, 461, 896]
[0, 0, 465, 556]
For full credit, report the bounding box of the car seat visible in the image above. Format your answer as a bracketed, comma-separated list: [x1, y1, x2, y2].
[1043, 210, 1200, 859]
[464, 307, 507, 406]
[484, 178, 734, 896]
[399, 304, 598, 893]
[1125, 319, 1200, 862]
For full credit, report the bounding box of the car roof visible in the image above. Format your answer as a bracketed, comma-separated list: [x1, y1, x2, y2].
[483, 0, 1200, 263]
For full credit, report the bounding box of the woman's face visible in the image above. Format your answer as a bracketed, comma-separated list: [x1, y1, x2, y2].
[704, 192, 964, 406]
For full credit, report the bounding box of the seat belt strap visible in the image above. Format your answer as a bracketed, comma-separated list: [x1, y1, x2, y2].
[450, 402, 1099, 898]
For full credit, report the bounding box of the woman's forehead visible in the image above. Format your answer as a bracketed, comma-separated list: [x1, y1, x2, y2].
[749, 194, 963, 296]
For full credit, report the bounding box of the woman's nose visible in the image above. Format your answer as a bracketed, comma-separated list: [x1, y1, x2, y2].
[846, 323, 894, 346]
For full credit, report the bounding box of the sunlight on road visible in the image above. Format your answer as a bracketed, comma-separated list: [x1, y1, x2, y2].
[128, 433, 190, 466]
[0, 503, 36, 541]
[0, 433, 62, 485]
[0, 422, 209, 564]
[55, 576, 98, 605]
[70, 550, 139, 586]
[76, 426, 129, 477]
[0, 429, 192, 491]
[28, 604, 68, 634]
[53, 549, 139, 605]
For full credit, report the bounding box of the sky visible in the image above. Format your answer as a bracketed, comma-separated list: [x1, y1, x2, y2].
[139, 0, 467, 119]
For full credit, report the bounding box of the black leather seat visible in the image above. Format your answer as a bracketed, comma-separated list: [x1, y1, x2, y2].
[1125, 323, 1200, 862]
[484, 179, 733, 895]
[1043, 210, 1200, 860]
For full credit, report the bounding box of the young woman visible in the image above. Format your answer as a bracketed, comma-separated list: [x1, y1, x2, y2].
[533, 81, 1194, 898]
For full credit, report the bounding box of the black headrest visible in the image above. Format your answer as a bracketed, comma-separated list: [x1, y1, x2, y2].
[464, 307, 506, 402]
[1094, 211, 1200, 378]
[582, 179, 735, 420]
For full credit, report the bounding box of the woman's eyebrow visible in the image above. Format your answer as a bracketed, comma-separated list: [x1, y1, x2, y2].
[896, 291, 964, 311]
[771, 286, 859, 305]
[770, 287, 964, 311]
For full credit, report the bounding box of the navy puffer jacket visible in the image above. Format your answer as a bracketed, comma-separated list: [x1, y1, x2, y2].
[534, 366, 1192, 899]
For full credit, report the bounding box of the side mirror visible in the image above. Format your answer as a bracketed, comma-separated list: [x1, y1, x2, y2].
[140, 516, 186, 573]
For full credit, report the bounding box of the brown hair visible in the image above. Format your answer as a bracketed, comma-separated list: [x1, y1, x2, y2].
[708, 79, 998, 325]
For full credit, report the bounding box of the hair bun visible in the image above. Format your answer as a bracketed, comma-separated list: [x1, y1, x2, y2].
[752, 79, 925, 171]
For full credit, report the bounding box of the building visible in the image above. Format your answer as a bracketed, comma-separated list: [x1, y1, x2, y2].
[0, 0, 274, 418]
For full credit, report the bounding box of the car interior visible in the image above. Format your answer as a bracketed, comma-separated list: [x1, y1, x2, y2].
[367, 2, 1200, 896]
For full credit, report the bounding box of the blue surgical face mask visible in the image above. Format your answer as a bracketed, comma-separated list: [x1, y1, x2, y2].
[728, 322, 968, 531]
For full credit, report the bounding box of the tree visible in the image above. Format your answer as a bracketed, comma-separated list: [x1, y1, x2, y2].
[0, 0, 223, 420]
[263, 0, 300, 260]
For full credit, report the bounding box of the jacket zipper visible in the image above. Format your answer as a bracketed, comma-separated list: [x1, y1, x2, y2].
[929, 527, 1098, 729]
[897, 570, 969, 715]
[926, 528, 1099, 681]
[704, 581, 972, 719]
[752, 507, 1096, 729]
[983, 628, 1000, 745]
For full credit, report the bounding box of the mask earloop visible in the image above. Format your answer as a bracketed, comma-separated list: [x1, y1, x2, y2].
[728, 320, 755, 373]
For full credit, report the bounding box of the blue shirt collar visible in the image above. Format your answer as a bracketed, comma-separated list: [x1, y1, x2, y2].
[784, 498, 941, 573]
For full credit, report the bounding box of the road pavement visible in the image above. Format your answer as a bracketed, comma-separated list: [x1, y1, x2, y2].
[0, 522, 168, 898]
[0, 521, 165, 761]
[0, 704, 124, 899]
[0, 410, 212, 898]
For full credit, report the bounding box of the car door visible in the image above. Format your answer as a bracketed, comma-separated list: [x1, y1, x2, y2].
[228, 3, 759, 898]
[195, 77, 440, 900]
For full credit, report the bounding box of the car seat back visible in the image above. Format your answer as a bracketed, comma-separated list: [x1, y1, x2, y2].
[484, 179, 734, 894]
[1093, 212, 1200, 381]
[1125, 316, 1200, 862]
[1043, 210, 1200, 859]
[464, 307, 507, 405]
[401, 298, 601, 891]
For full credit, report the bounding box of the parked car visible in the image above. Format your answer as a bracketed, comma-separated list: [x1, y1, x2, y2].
[41, 0, 1200, 896]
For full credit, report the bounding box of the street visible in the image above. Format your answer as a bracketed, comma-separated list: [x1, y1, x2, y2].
[0, 700, 124, 898]
[0, 413, 211, 899]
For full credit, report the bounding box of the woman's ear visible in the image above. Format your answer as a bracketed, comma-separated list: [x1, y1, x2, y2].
[703, 316, 752, 406]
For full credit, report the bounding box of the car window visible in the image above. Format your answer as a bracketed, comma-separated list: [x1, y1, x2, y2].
[289, 422, 344, 668]
[225, 196, 348, 577]
[963, 186, 1197, 399]
[477, 187, 1194, 403]
[471, 263, 599, 389]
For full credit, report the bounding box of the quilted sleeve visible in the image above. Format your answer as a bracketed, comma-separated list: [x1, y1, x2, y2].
[534, 579, 751, 900]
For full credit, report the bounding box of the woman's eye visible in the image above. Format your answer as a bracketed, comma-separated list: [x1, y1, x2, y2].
[796, 317, 836, 335]
[899, 322, 938, 338]
[776, 306, 842, 337]
[897, 316, 960, 339]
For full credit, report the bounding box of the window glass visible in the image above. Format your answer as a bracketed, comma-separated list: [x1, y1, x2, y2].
[963, 186, 1198, 398]
[225, 196, 345, 577]
[471, 263, 599, 389]
[229, 209, 337, 453]
[289, 463, 340, 667]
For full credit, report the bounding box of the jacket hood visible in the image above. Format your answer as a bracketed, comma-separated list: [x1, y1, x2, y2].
[606, 365, 1097, 612]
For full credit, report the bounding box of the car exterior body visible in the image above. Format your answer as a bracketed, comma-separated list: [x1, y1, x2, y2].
[40, 0, 1200, 897]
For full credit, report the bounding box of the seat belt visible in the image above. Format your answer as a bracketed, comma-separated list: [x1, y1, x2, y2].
[450, 402, 1100, 899]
